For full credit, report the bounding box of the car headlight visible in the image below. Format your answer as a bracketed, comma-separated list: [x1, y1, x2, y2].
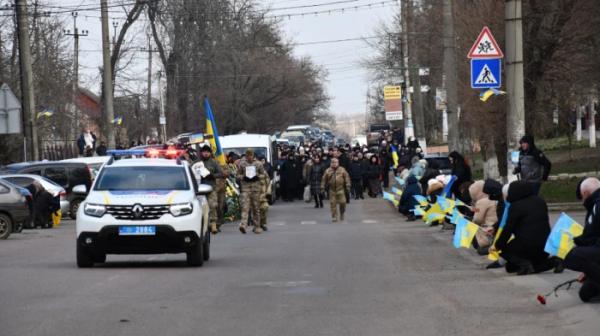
[84, 203, 106, 217]
[170, 202, 193, 217]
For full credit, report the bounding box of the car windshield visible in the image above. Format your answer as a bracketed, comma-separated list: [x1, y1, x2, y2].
[223, 147, 268, 160]
[94, 166, 189, 191]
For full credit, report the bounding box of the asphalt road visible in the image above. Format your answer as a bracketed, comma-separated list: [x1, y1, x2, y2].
[0, 198, 598, 336]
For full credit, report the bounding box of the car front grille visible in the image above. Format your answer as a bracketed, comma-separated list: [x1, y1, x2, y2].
[105, 205, 169, 220]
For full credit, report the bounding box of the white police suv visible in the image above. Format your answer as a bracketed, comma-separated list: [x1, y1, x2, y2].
[76, 152, 213, 267]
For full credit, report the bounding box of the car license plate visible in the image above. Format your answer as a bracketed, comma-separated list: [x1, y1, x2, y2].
[119, 226, 156, 236]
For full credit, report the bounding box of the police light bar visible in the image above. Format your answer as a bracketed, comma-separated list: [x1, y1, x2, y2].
[107, 149, 147, 157]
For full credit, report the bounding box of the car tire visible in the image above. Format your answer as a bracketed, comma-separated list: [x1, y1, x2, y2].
[203, 233, 210, 261]
[186, 238, 204, 267]
[77, 243, 94, 268]
[69, 199, 82, 220]
[0, 213, 12, 240]
[94, 253, 106, 264]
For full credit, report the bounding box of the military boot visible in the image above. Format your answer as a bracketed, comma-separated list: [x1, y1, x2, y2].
[253, 226, 263, 234]
[239, 224, 247, 234]
[211, 223, 218, 234]
[340, 211, 345, 221]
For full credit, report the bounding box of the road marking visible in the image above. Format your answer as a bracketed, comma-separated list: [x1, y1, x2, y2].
[362, 219, 379, 224]
[301, 221, 317, 225]
[271, 221, 287, 226]
[247, 281, 312, 288]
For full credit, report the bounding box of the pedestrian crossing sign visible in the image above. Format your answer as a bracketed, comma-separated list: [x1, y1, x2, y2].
[471, 58, 501, 89]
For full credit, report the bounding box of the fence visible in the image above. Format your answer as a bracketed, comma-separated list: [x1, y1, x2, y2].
[41, 140, 78, 161]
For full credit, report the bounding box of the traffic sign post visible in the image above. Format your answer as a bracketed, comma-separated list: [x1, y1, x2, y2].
[467, 26, 504, 59]
[471, 58, 502, 89]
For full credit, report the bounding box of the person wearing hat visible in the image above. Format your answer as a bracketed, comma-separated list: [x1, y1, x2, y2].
[513, 135, 551, 195]
[237, 149, 267, 234]
[563, 177, 600, 302]
[193, 144, 224, 234]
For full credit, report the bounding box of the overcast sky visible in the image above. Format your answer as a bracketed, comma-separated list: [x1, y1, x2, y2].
[52, 0, 397, 118]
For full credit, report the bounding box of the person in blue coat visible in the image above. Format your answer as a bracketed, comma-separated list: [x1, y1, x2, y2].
[398, 175, 421, 221]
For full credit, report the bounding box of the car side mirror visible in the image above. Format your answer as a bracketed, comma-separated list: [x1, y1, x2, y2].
[196, 184, 213, 196]
[72, 184, 87, 194]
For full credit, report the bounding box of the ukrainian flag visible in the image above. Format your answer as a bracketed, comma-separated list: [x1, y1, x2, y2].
[479, 88, 506, 102]
[204, 97, 225, 165]
[413, 195, 429, 207]
[383, 191, 399, 207]
[112, 116, 123, 125]
[391, 186, 403, 196]
[424, 202, 445, 224]
[395, 176, 405, 186]
[390, 144, 399, 169]
[453, 217, 479, 249]
[442, 175, 457, 198]
[36, 108, 54, 119]
[544, 213, 584, 259]
[489, 202, 511, 261]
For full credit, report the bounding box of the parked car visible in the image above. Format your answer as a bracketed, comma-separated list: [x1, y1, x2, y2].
[0, 161, 92, 219]
[0, 174, 69, 214]
[424, 154, 452, 175]
[61, 156, 111, 180]
[0, 178, 31, 239]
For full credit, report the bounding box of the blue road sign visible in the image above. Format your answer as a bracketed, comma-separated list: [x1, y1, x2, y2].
[471, 58, 501, 89]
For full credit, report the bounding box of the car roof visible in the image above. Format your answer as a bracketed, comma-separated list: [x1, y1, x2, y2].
[106, 158, 185, 168]
[4, 161, 87, 169]
[286, 125, 311, 130]
[0, 174, 64, 190]
[61, 156, 111, 164]
[220, 134, 271, 148]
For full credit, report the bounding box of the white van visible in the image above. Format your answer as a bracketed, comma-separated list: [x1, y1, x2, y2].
[220, 133, 279, 204]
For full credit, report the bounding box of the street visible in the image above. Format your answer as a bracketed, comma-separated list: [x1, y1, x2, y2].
[1, 198, 598, 336]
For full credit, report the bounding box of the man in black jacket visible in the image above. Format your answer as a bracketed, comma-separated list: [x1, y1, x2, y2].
[489, 181, 557, 275]
[513, 135, 551, 195]
[564, 177, 600, 302]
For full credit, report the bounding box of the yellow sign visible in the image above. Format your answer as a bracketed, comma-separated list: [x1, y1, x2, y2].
[384, 86, 401, 100]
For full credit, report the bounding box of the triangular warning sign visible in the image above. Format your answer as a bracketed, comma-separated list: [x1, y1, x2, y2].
[468, 26, 504, 58]
[475, 64, 498, 84]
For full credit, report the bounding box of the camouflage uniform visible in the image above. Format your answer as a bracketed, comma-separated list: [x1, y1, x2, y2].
[238, 156, 266, 234]
[259, 174, 271, 230]
[192, 157, 223, 234]
[321, 166, 351, 222]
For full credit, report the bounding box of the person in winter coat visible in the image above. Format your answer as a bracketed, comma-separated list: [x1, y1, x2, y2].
[27, 182, 58, 229]
[483, 179, 507, 269]
[360, 152, 370, 195]
[77, 128, 97, 156]
[489, 181, 559, 275]
[349, 155, 365, 200]
[448, 151, 472, 198]
[280, 154, 299, 202]
[399, 175, 421, 220]
[321, 158, 351, 222]
[307, 156, 326, 208]
[564, 177, 600, 302]
[513, 135, 551, 195]
[469, 180, 498, 254]
[379, 146, 393, 189]
[367, 155, 382, 197]
[410, 158, 427, 181]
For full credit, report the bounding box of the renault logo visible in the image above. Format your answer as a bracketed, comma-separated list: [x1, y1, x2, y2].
[131, 204, 144, 219]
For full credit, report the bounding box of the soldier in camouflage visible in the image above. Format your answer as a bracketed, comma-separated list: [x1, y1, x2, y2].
[192, 145, 224, 234]
[321, 158, 351, 222]
[259, 173, 271, 231]
[237, 149, 267, 234]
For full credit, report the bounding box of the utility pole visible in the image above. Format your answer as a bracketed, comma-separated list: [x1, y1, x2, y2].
[146, 34, 153, 141]
[400, 0, 414, 141]
[15, 0, 38, 161]
[443, 0, 459, 151]
[64, 12, 88, 134]
[505, 0, 526, 179]
[100, 0, 115, 148]
[589, 93, 597, 148]
[405, 0, 425, 141]
[158, 70, 167, 143]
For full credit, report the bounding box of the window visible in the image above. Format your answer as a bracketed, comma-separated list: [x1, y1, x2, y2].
[3, 176, 34, 187]
[44, 167, 68, 187]
[94, 167, 190, 191]
[0, 182, 9, 194]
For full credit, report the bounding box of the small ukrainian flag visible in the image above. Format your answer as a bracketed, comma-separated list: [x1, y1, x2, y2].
[479, 88, 506, 102]
[112, 117, 123, 125]
[36, 108, 54, 119]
